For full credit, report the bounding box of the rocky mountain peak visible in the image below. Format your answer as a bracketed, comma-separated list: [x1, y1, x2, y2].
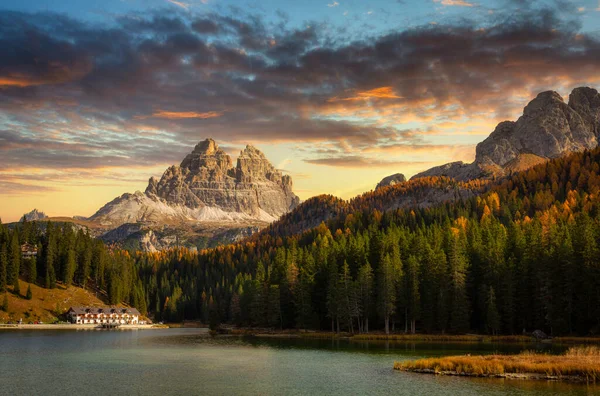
[22, 209, 48, 222]
[236, 144, 282, 183]
[375, 173, 406, 190]
[180, 138, 232, 174]
[410, 86, 600, 182]
[523, 90, 564, 114]
[569, 87, 600, 137]
[91, 138, 300, 228]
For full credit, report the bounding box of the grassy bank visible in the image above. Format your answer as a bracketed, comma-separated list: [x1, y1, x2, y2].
[0, 280, 109, 323]
[395, 346, 600, 382]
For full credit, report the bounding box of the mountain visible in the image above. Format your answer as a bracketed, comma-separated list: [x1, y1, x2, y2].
[21, 209, 47, 222]
[140, 143, 600, 335]
[262, 176, 486, 239]
[91, 138, 299, 227]
[265, 88, 600, 240]
[410, 87, 600, 181]
[375, 173, 406, 190]
[88, 138, 299, 249]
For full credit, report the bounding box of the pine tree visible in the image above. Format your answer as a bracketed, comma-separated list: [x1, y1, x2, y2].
[357, 262, 374, 333]
[326, 262, 339, 332]
[338, 261, 355, 333]
[28, 256, 37, 284]
[447, 230, 469, 333]
[63, 247, 76, 286]
[378, 254, 397, 334]
[0, 243, 7, 293]
[486, 286, 500, 335]
[26, 284, 32, 300]
[405, 255, 420, 334]
[13, 274, 20, 295]
[267, 285, 282, 329]
[296, 255, 315, 330]
[2, 293, 8, 312]
[8, 231, 20, 285]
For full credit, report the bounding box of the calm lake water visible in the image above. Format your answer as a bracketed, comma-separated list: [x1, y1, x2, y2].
[0, 328, 598, 395]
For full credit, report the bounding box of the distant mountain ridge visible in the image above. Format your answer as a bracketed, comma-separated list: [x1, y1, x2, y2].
[410, 87, 600, 181]
[90, 138, 299, 228]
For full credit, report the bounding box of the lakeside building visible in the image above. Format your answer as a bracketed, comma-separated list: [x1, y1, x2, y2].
[67, 307, 141, 325]
[20, 243, 38, 259]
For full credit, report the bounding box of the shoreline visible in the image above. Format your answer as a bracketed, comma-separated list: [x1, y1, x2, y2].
[220, 329, 600, 344]
[396, 367, 589, 383]
[0, 323, 167, 330]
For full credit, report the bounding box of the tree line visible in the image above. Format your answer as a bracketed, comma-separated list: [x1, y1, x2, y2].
[137, 148, 600, 336]
[3, 147, 600, 335]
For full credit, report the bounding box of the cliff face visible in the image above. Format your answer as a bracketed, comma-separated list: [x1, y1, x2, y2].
[90, 138, 299, 227]
[375, 173, 406, 190]
[411, 87, 600, 181]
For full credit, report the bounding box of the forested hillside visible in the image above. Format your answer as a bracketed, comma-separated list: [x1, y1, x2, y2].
[0, 221, 147, 316]
[136, 148, 600, 336]
[4, 148, 600, 335]
[262, 176, 487, 238]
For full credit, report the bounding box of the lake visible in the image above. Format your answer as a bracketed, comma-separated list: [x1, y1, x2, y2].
[0, 329, 597, 395]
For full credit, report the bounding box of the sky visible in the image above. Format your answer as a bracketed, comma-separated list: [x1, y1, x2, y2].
[1, 0, 600, 222]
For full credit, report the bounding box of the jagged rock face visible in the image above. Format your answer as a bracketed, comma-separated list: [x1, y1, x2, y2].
[476, 90, 597, 168]
[22, 209, 47, 221]
[147, 139, 299, 218]
[91, 138, 300, 227]
[412, 87, 600, 181]
[375, 173, 406, 190]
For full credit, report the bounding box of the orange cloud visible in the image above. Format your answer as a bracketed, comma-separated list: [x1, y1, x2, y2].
[328, 86, 402, 102]
[144, 110, 224, 119]
[434, 0, 474, 6]
[0, 77, 35, 87]
[166, 0, 190, 10]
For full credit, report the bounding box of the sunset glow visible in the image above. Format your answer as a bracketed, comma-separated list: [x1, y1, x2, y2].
[1, 0, 600, 222]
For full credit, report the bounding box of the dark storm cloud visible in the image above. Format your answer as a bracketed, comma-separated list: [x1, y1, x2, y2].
[0, 5, 599, 171]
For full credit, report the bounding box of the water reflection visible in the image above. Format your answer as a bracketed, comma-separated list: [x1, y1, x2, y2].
[0, 329, 596, 396]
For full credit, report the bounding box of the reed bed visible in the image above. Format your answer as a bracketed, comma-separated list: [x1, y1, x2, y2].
[395, 346, 600, 382]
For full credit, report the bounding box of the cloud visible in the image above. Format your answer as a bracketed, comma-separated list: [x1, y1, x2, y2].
[144, 111, 224, 119]
[329, 87, 402, 102]
[0, 181, 58, 195]
[327, 1, 339, 7]
[166, 0, 190, 10]
[304, 156, 430, 168]
[434, 0, 475, 6]
[0, 6, 599, 182]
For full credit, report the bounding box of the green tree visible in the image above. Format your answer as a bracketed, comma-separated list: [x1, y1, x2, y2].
[27, 256, 37, 284]
[486, 286, 500, 335]
[2, 293, 8, 312]
[8, 232, 20, 285]
[25, 284, 32, 300]
[447, 231, 469, 333]
[0, 244, 7, 293]
[378, 254, 397, 334]
[63, 247, 76, 286]
[357, 262, 374, 333]
[12, 274, 20, 295]
[404, 255, 420, 334]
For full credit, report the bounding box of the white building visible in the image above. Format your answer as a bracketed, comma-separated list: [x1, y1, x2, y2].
[68, 307, 141, 325]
